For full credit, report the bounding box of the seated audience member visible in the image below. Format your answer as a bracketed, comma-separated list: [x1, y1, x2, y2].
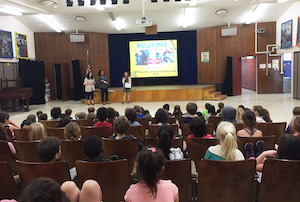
[64, 122, 81, 140]
[256, 133, 300, 172]
[37, 136, 62, 162]
[204, 121, 244, 161]
[253, 105, 272, 123]
[202, 103, 211, 118]
[0, 123, 16, 155]
[163, 104, 172, 117]
[157, 124, 183, 160]
[290, 115, 300, 136]
[124, 147, 179, 202]
[110, 116, 134, 140]
[187, 117, 212, 147]
[154, 108, 169, 125]
[21, 114, 36, 128]
[57, 117, 71, 128]
[36, 111, 43, 118]
[38, 113, 48, 121]
[221, 106, 238, 123]
[216, 102, 224, 115]
[205, 105, 216, 122]
[93, 107, 112, 131]
[183, 102, 198, 124]
[237, 111, 263, 137]
[17, 177, 103, 202]
[50, 107, 61, 121]
[286, 107, 300, 133]
[75, 112, 87, 120]
[0, 111, 20, 133]
[172, 105, 183, 120]
[65, 109, 73, 120]
[125, 108, 141, 126]
[88, 107, 95, 114]
[235, 106, 244, 123]
[28, 122, 47, 141]
[142, 110, 152, 119]
[134, 105, 146, 119]
[107, 107, 117, 119]
[87, 112, 96, 124]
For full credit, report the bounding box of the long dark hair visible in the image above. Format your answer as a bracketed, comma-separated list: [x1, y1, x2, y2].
[137, 147, 165, 198]
[87, 72, 93, 79]
[277, 134, 300, 160]
[157, 124, 174, 159]
[190, 117, 207, 137]
[155, 108, 168, 124]
[242, 110, 256, 135]
[98, 70, 104, 76]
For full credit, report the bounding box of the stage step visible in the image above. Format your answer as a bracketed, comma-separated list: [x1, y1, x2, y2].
[203, 87, 227, 101]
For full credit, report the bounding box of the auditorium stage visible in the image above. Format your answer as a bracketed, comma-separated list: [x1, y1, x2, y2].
[82, 85, 221, 104]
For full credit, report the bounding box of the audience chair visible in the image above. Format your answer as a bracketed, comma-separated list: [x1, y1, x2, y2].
[137, 117, 150, 130]
[14, 141, 41, 162]
[0, 162, 19, 200]
[108, 118, 115, 125]
[162, 159, 193, 202]
[14, 129, 29, 141]
[75, 159, 130, 202]
[144, 137, 183, 150]
[73, 119, 92, 126]
[16, 160, 71, 188]
[5, 128, 13, 142]
[61, 140, 86, 168]
[208, 116, 223, 132]
[126, 125, 145, 141]
[182, 124, 193, 141]
[149, 124, 178, 138]
[234, 123, 246, 132]
[0, 141, 16, 174]
[237, 136, 276, 158]
[256, 122, 286, 143]
[258, 159, 300, 202]
[198, 159, 257, 202]
[80, 126, 111, 139]
[206, 123, 214, 135]
[102, 138, 139, 172]
[168, 117, 177, 125]
[46, 127, 66, 140]
[39, 120, 59, 129]
[187, 138, 218, 171]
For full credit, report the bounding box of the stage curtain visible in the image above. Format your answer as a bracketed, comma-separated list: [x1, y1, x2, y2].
[222, 56, 233, 95]
[72, 60, 84, 100]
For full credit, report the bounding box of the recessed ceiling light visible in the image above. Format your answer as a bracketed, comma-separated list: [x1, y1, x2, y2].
[214, 9, 228, 15]
[73, 16, 88, 22]
[39, 0, 58, 6]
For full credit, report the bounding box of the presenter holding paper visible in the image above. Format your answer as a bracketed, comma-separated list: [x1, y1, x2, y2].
[122, 71, 131, 104]
[97, 70, 110, 105]
[83, 71, 96, 105]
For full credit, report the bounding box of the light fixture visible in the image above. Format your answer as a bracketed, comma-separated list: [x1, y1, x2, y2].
[112, 0, 118, 4]
[123, 0, 129, 4]
[66, 0, 73, 6]
[245, 3, 270, 24]
[90, 0, 96, 5]
[112, 18, 125, 30]
[278, 0, 289, 2]
[0, 7, 23, 16]
[151, 0, 157, 2]
[100, 0, 106, 5]
[73, 15, 88, 21]
[37, 14, 63, 33]
[39, 0, 58, 5]
[214, 9, 228, 15]
[163, 0, 169, 2]
[78, 0, 84, 6]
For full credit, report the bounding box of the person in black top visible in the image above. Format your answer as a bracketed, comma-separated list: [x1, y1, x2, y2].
[97, 70, 110, 105]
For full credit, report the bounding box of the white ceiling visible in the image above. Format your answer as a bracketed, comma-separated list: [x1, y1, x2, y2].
[0, 0, 297, 34]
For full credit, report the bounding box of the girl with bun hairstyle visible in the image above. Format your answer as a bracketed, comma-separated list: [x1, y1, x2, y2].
[204, 121, 244, 161]
[253, 105, 272, 123]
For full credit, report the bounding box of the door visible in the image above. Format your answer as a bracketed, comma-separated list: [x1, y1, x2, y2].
[54, 64, 62, 100]
[60, 63, 70, 101]
[232, 56, 241, 96]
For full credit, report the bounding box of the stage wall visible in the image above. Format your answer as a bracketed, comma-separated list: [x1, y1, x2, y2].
[108, 31, 197, 87]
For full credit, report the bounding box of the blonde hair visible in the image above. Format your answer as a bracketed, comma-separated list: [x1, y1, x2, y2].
[216, 121, 238, 160]
[28, 122, 46, 141]
[235, 107, 244, 123]
[64, 122, 81, 140]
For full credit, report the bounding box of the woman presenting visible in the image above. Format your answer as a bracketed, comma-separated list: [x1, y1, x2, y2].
[97, 70, 110, 105]
[122, 71, 131, 104]
[83, 72, 96, 105]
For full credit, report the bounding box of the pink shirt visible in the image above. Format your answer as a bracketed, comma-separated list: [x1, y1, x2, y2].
[93, 122, 112, 131]
[256, 116, 266, 123]
[124, 180, 178, 202]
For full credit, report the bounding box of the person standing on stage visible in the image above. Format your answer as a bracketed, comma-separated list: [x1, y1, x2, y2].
[97, 70, 110, 105]
[83, 71, 96, 105]
[122, 71, 131, 104]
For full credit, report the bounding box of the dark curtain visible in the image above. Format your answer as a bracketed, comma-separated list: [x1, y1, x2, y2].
[222, 56, 233, 95]
[19, 59, 45, 104]
[54, 64, 62, 100]
[72, 60, 84, 100]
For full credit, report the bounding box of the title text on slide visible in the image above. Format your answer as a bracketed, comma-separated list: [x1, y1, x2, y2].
[137, 42, 167, 49]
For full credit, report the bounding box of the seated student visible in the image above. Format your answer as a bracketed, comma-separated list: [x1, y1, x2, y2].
[286, 107, 300, 133]
[57, 117, 71, 128]
[124, 147, 179, 202]
[238, 111, 263, 137]
[253, 105, 272, 123]
[183, 102, 198, 124]
[157, 124, 183, 160]
[133, 105, 146, 119]
[110, 116, 134, 140]
[289, 115, 300, 136]
[125, 108, 141, 127]
[64, 122, 81, 140]
[38, 113, 48, 121]
[93, 107, 112, 131]
[21, 114, 36, 129]
[187, 117, 212, 147]
[202, 103, 211, 118]
[0, 112, 20, 133]
[50, 107, 61, 121]
[235, 106, 244, 123]
[163, 104, 172, 117]
[204, 121, 244, 161]
[75, 112, 87, 120]
[28, 122, 47, 141]
[36, 111, 43, 117]
[87, 113, 96, 124]
[221, 106, 238, 123]
[88, 107, 95, 114]
[154, 108, 169, 125]
[65, 109, 73, 120]
[205, 105, 216, 122]
[142, 110, 152, 119]
[216, 102, 224, 115]
[0, 123, 16, 155]
[172, 105, 183, 120]
[107, 107, 117, 119]
[16, 177, 103, 202]
[256, 133, 300, 172]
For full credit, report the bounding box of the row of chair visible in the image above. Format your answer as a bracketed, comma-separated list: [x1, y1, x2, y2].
[2, 158, 299, 202]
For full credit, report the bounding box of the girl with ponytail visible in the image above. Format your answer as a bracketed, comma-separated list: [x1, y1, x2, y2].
[204, 121, 244, 161]
[124, 147, 179, 202]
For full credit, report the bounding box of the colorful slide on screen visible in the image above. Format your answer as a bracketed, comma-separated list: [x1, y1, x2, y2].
[129, 39, 178, 78]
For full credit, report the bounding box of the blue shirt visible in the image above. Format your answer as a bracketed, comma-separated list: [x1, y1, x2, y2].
[137, 113, 146, 118]
[130, 121, 141, 126]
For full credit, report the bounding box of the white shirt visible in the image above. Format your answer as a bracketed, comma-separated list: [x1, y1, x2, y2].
[83, 77, 95, 92]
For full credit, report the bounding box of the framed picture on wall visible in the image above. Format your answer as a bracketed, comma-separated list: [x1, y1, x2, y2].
[297, 17, 300, 46]
[15, 32, 28, 59]
[281, 19, 293, 49]
[0, 30, 13, 59]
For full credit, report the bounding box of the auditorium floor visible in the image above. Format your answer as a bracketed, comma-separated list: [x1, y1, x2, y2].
[9, 89, 300, 125]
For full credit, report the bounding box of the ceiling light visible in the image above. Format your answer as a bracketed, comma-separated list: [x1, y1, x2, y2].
[214, 9, 228, 15]
[123, 0, 129, 4]
[112, 18, 125, 30]
[164, 0, 169, 1]
[0, 7, 23, 16]
[112, 0, 118, 4]
[78, 0, 84, 6]
[37, 14, 63, 32]
[73, 16, 88, 21]
[245, 3, 270, 24]
[90, 0, 96, 5]
[278, 0, 289, 2]
[39, 0, 58, 5]
[151, 0, 157, 2]
[100, 0, 106, 5]
[66, 0, 73, 6]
